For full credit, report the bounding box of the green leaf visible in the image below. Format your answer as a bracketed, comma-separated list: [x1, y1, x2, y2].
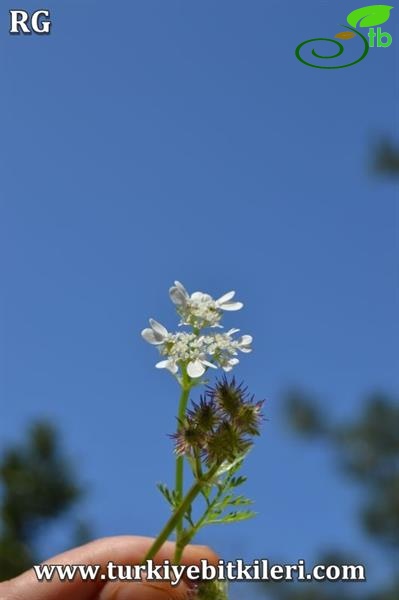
[156, 483, 178, 509]
[184, 503, 195, 527]
[213, 451, 250, 478]
[230, 475, 247, 488]
[227, 495, 253, 507]
[200, 487, 212, 504]
[207, 510, 257, 524]
[347, 5, 393, 28]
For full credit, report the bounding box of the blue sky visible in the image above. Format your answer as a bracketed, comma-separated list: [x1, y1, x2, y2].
[1, 1, 398, 598]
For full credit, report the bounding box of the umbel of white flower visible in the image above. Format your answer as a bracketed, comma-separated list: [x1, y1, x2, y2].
[141, 281, 252, 379]
[170, 281, 243, 329]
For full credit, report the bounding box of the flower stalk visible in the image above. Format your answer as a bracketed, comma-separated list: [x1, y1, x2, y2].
[141, 281, 264, 598]
[174, 365, 191, 559]
[143, 463, 219, 563]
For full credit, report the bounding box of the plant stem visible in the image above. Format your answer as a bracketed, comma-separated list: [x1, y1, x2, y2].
[183, 488, 224, 548]
[174, 366, 190, 560]
[143, 465, 218, 563]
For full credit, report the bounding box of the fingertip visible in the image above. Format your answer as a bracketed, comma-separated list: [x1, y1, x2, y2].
[198, 545, 220, 564]
[181, 544, 219, 567]
[99, 581, 192, 600]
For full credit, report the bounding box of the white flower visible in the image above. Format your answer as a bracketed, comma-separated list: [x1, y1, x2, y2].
[169, 281, 243, 328]
[169, 281, 188, 307]
[221, 357, 240, 372]
[141, 284, 252, 379]
[155, 358, 178, 374]
[186, 356, 217, 378]
[214, 291, 243, 312]
[141, 319, 170, 345]
[237, 334, 253, 353]
[220, 345, 250, 371]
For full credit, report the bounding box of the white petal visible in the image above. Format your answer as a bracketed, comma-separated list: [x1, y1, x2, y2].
[238, 334, 252, 353]
[187, 360, 206, 378]
[155, 360, 169, 369]
[169, 282, 188, 306]
[226, 328, 240, 336]
[222, 364, 233, 372]
[156, 359, 178, 374]
[220, 301, 243, 311]
[141, 328, 163, 345]
[201, 360, 217, 369]
[229, 358, 240, 366]
[174, 281, 188, 294]
[149, 319, 168, 338]
[190, 291, 212, 302]
[216, 291, 235, 305]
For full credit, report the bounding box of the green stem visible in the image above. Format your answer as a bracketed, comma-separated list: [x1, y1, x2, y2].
[174, 367, 190, 559]
[182, 478, 226, 550]
[143, 465, 218, 563]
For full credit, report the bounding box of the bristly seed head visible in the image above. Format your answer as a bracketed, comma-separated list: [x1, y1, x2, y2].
[207, 376, 247, 418]
[171, 377, 264, 466]
[234, 400, 264, 436]
[205, 420, 252, 466]
[171, 418, 206, 456]
[187, 397, 218, 433]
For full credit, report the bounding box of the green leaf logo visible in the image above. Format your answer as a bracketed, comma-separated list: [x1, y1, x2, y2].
[347, 5, 394, 28]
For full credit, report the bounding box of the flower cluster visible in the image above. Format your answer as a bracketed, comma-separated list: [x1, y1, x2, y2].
[142, 320, 252, 377]
[141, 282, 252, 378]
[169, 281, 243, 329]
[172, 377, 263, 466]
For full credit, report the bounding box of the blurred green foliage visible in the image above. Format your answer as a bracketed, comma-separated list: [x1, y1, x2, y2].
[373, 139, 399, 175]
[0, 422, 89, 581]
[1, 398, 397, 600]
[262, 391, 399, 600]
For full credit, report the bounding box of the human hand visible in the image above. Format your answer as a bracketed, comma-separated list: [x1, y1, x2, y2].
[0, 536, 218, 600]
